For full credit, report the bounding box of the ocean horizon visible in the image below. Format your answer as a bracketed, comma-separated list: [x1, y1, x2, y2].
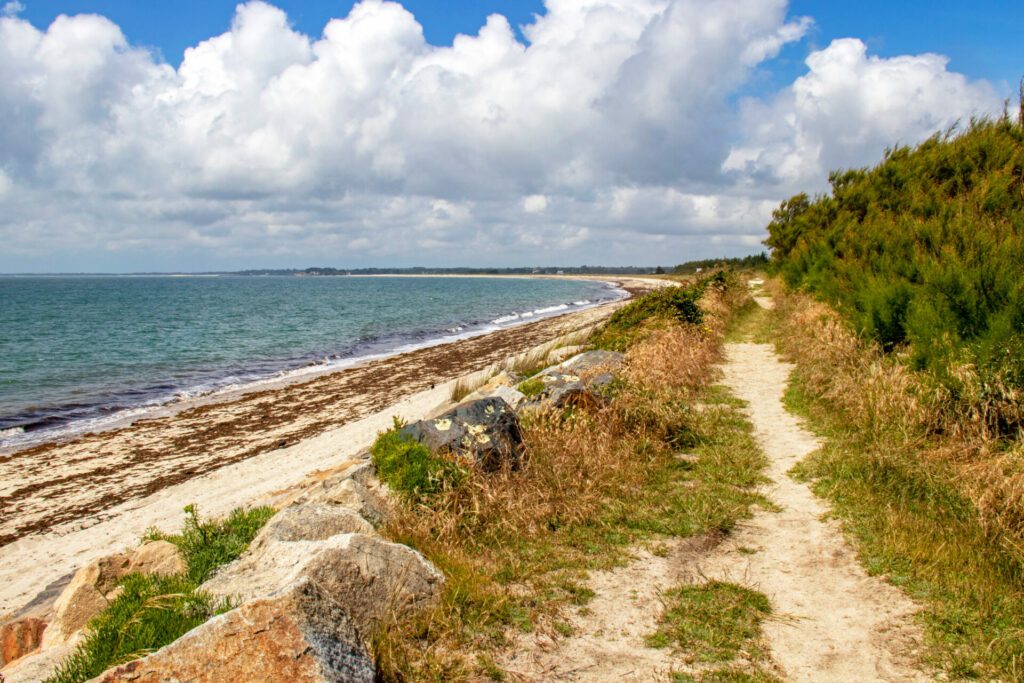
[0, 274, 622, 451]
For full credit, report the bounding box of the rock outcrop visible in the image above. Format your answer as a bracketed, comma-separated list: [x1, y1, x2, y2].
[202, 531, 444, 630]
[521, 350, 625, 411]
[399, 397, 525, 470]
[0, 616, 46, 667]
[43, 553, 131, 648]
[127, 541, 187, 577]
[89, 579, 375, 683]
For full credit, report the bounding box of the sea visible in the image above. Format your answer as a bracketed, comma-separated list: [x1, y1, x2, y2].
[0, 275, 623, 451]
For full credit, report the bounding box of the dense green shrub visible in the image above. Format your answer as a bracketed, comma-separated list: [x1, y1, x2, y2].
[592, 273, 724, 351]
[371, 422, 466, 501]
[766, 108, 1024, 432]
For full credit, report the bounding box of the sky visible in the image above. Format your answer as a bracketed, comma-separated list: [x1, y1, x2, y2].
[0, 1, 1019, 272]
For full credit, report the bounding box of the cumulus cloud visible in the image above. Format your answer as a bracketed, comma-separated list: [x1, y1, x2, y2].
[0, 0, 1006, 270]
[724, 38, 1001, 194]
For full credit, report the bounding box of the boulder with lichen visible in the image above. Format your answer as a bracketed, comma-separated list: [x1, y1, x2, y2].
[399, 396, 524, 470]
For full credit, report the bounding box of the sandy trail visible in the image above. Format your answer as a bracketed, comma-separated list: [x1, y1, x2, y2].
[504, 294, 928, 682]
[697, 299, 928, 681]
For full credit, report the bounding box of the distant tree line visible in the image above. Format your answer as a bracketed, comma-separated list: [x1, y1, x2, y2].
[671, 253, 768, 275]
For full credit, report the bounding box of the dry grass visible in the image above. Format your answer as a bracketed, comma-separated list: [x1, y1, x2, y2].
[770, 280, 1024, 679]
[371, 282, 763, 680]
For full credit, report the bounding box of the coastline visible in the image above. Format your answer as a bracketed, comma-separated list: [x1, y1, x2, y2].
[0, 275, 625, 454]
[0, 278, 664, 615]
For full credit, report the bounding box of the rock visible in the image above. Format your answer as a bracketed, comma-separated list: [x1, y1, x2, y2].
[561, 350, 625, 382]
[522, 351, 625, 411]
[0, 616, 46, 667]
[489, 385, 527, 410]
[311, 474, 393, 527]
[2, 632, 82, 682]
[399, 397, 524, 470]
[478, 371, 515, 394]
[127, 541, 187, 578]
[201, 533, 444, 633]
[43, 553, 131, 648]
[251, 503, 375, 547]
[88, 579, 374, 683]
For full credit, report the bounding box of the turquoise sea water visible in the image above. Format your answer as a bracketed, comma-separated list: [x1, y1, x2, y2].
[0, 275, 620, 449]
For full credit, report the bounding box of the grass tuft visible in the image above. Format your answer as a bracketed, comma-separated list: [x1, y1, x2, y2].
[370, 419, 467, 501]
[647, 582, 772, 663]
[46, 505, 273, 683]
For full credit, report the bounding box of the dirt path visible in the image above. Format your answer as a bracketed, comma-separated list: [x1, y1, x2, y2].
[504, 293, 929, 682]
[707, 330, 928, 681]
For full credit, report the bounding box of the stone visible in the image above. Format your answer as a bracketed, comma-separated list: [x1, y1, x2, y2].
[399, 397, 524, 470]
[127, 541, 187, 577]
[521, 350, 626, 411]
[88, 579, 375, 683]
[478, 371, 515, 394]
[251, 503, 375, 548]
[0, 616, 46, 667]
[488, 385, 526, 410]
[312, 475, 393, 527]
[43, 553, 131, 648]
[1, 633, 82, 682]
[201, 533, 444, 634]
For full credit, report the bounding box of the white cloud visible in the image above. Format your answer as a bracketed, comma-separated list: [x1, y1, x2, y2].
[2, 2, 23, 17]
[724, 38, 1001, 193]
[0, 1, 1006, 270]
[523, 195, 548, 214]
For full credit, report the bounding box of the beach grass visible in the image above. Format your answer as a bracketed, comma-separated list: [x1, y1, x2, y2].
[370, 273, 766, 680]
[45, 506, 273, 683]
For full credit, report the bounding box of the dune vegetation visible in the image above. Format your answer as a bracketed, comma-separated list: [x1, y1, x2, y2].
[761, 97, 1024, 679]
[371, 273, 776, 680]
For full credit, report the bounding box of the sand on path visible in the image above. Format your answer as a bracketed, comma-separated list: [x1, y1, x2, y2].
[503, 293, 928, 682]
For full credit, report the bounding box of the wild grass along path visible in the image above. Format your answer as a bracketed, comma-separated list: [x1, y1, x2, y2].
[505, 290, 930, 681]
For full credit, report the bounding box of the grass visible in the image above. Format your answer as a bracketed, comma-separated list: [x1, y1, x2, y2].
[647, 582, 772, 662]
[370, 420, 467, 502]
[46, 505, 273, 683]
[370, 277, 771, 679]
[771, 284, 1024, 681]
[516, 377, 545, 399]
[450, 375, 487, 403]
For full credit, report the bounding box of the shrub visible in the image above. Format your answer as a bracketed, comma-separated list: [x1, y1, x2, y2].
[766, 108, 1024, 434]
[371, 421, 466, 501]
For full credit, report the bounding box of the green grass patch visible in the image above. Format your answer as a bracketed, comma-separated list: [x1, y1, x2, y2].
[145, 504, 275, 584]
[785, 373, 1024, 680]
[46, 505, 273, 683]
[516, 377, 545, 399]
[647, 581, 771, 663]
[370, 421, 467, 501]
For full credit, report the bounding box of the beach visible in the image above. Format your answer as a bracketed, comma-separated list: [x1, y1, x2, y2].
[0, 278, 661, 616]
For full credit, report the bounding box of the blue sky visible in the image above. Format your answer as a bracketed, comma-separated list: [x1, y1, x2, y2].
[0, 0, 1018, 271]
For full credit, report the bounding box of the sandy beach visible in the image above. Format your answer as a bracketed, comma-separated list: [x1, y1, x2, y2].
[0, 278, 662, 616]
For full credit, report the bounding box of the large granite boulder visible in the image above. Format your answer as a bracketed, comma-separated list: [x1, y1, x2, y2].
[250, 503, 375, 547]
[43, 553, 131, 648]
[399, 397, 524, 470]
[88, 579, 374, 683]
[202, 532, 444, 634]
